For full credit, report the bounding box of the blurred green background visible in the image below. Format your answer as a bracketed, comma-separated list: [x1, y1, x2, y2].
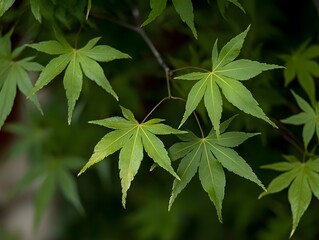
[0, 0, 319, 239]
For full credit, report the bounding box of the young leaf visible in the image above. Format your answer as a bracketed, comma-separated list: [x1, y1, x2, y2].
[281, 91, 319, 149]
[169, 118, 261, 221]
[175, 26, 281, 134]
[28, 36, 130, 123]
[79, 107, 186, 207]
[119, 130, 143, 207]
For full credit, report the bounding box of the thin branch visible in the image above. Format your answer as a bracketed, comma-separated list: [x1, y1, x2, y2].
[272, 118, 305, 156]
[90, 10, 137, 31]
[132, 8, 172, 97]
[192, 111, 205, 138]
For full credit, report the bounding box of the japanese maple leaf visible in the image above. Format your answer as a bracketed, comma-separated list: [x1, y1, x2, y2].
[279, 41, 319, 104]
[79, 106, 186, 207]
[0, 30, 43, 130]
[28, 32, 130, 124]
[175, 26, 282, 136]
[168, 116, 264, 222]
[281, 91, 319, 149]
[260, 156, 319, 237]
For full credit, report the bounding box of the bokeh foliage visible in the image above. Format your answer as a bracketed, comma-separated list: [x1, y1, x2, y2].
[0, 0, 319, 239]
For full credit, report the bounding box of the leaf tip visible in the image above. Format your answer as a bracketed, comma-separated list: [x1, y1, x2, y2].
[258, 192, 266, 199]
[289, 228, 295, 238]
[122, 195, 127, 209]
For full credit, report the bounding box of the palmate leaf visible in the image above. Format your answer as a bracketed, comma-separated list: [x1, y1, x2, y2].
[260, 157, 319, 237]
[79, 106, 186, 207]
[0, 31, 43, 130]
[168, 116, 262, 222]
[142, 0, 197, 39]
[175, 26, 281, 136]
[12, 155, 84, 228]
[28, 34, 131, 124]
[281, 91, 319, 149]
[279, 41, 319, 103]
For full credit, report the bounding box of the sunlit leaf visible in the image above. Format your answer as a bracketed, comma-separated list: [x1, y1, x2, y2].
[175, 26, 281, 135]
[79, 106, 186, 207]
[28, 36, 130, 123]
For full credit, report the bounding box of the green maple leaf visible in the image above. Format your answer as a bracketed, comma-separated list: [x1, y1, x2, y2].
[168, 116, 263, 222]
[281, 91, 319, 149]
[142, 0, 197, 39]
[260, 156, 319, 237]
[0, 30, 43, 130]
[279, 41, 319, 104]
[78, 106, 186, 207]
[28, 33, 131, 124]
[175, 26, 282, 136]
[11, 155, 84, 228]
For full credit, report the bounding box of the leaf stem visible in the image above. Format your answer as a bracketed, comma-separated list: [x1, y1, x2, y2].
[141, 97, 169, 123]
[134, 26, 171, 97]
[170, 66, 210, 75]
